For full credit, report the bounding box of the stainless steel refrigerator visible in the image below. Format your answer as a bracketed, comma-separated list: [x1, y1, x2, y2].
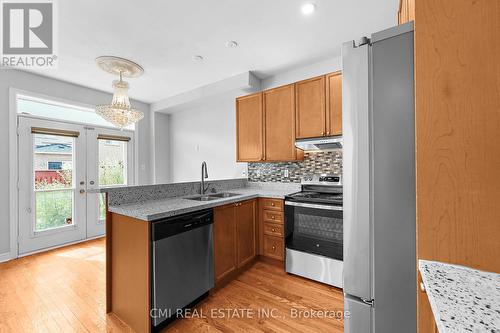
[342, 22, 416, 333]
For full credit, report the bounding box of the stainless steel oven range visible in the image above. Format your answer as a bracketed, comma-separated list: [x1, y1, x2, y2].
[284, 174, 343, 288]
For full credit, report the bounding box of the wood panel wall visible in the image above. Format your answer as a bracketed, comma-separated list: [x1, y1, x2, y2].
[415, 0, 500, 331]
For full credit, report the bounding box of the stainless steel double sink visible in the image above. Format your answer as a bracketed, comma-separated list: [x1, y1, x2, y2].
[185, 192, 241, 201]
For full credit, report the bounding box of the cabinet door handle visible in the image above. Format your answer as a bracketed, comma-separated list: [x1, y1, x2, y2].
[271, 216, 275, 219]
[272, 246, 276, 251]
[272, 228, 276, 232]
[271, 203, 275, 206]
[326, 131, 330, 135]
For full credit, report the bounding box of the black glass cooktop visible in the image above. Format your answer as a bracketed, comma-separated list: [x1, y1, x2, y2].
[287, 191, 343, 205]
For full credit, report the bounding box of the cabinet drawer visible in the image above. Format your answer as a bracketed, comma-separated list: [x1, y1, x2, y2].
[263, 222, 283, 237]
[263, 235, 284, 261]
[261, 198, 283, 211]
[262, 210, 283, 224]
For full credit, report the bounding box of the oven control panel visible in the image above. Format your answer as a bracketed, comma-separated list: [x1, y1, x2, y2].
[301, 174, 342, 186]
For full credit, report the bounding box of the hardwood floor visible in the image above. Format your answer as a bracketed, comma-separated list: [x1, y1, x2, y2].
[0, 238, 344, 333]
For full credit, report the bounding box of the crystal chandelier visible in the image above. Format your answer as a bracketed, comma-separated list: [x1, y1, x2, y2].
[95, 56, 145, 129]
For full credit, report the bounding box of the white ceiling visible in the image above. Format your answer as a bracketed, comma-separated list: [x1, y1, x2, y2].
[29, 0, 399, 103]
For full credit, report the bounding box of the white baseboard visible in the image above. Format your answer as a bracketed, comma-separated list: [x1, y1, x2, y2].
[18, 235, 105, 258]
[0, 251, 12, 263]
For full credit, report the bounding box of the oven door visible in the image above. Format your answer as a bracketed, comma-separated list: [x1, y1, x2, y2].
[284, 201, 343, 261]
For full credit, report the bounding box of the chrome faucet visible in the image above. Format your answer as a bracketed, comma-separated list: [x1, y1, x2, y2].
[201, 161, 209, 194]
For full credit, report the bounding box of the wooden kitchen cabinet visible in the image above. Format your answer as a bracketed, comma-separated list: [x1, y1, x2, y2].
[264, 84, 302, 161]
[263, 235, 284, 261]
[415, 0, 500, 331]
[258, 198, 285, 261]
[214, 199, 257, 284]
[295, 76, 326, 139]
[235, 200, 257, 267]
[236, 92, 264, 162]
[294, 72, 342, 139]
[213, 204, 237, 282]
[326, 71, 342, 136]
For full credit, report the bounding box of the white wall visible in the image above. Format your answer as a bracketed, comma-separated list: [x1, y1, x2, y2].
[0, 70, 152, 256]
[152, 112, 171, 183]
[157, 56, 342, 183]
[167, 92, 248, 182]
[261, 56, 341, 90]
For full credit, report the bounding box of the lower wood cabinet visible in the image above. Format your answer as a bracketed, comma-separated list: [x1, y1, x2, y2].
[259, 198, 285, 261]
[213, 203, 238, 282]
[262, 234, 284, 260]
[236, 200, 257, 267]
[213, 199, 257, 283]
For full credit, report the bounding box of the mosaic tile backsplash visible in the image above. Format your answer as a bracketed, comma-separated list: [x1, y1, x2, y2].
[248, 150, 342, 183]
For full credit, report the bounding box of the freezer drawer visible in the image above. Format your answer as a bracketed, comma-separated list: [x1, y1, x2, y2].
[344, 294, 372, 333]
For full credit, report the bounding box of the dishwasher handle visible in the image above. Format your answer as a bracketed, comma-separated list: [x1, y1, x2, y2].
[152, 209, 213, 241]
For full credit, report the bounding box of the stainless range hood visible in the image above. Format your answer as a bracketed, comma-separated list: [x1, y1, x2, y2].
[295, 136, 343, 151]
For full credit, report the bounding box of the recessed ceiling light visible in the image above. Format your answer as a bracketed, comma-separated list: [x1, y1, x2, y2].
[225, 40, 238, 48]
[301, 2, 316, 15]
[192, 55, 204, 61]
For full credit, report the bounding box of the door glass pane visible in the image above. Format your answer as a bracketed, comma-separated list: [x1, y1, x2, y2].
[34, 134, 74, 231]
[98, 139, 127, 186]
[98, 138, 127, 223]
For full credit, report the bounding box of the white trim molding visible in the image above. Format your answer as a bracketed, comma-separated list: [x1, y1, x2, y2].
[0, 252, 12, 263]
[9, 88, 19, 261]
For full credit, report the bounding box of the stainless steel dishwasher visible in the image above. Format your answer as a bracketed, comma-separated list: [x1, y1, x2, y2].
[151, 209, 214, 329]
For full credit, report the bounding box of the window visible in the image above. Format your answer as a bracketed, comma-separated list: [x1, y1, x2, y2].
[17, 95, 135, 130]
[48, 161, 62, 170]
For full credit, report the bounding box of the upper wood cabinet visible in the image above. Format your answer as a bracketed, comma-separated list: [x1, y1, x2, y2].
[294, 72, 342, 139]
[236, 92, 264, 162]
[326, 71, 342, 136]
[236, 71, 341, 161]
[264, 84, 301, 161]
[295, 76, 326, 139]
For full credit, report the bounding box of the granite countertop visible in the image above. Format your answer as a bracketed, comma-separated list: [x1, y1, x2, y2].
[108, 187, 298, 221]
[419, 259, 500, 333]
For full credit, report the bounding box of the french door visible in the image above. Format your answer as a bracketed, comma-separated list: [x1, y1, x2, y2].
[18, 116, 134, 255]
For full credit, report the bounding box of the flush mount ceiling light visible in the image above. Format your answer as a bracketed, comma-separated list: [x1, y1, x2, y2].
[301, 2, 316, 15]
[225, 40, 238, 48]
[95, 56, 144, 129]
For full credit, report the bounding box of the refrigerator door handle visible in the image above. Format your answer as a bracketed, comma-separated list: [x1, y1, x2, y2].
[361, 298, 374, 307]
